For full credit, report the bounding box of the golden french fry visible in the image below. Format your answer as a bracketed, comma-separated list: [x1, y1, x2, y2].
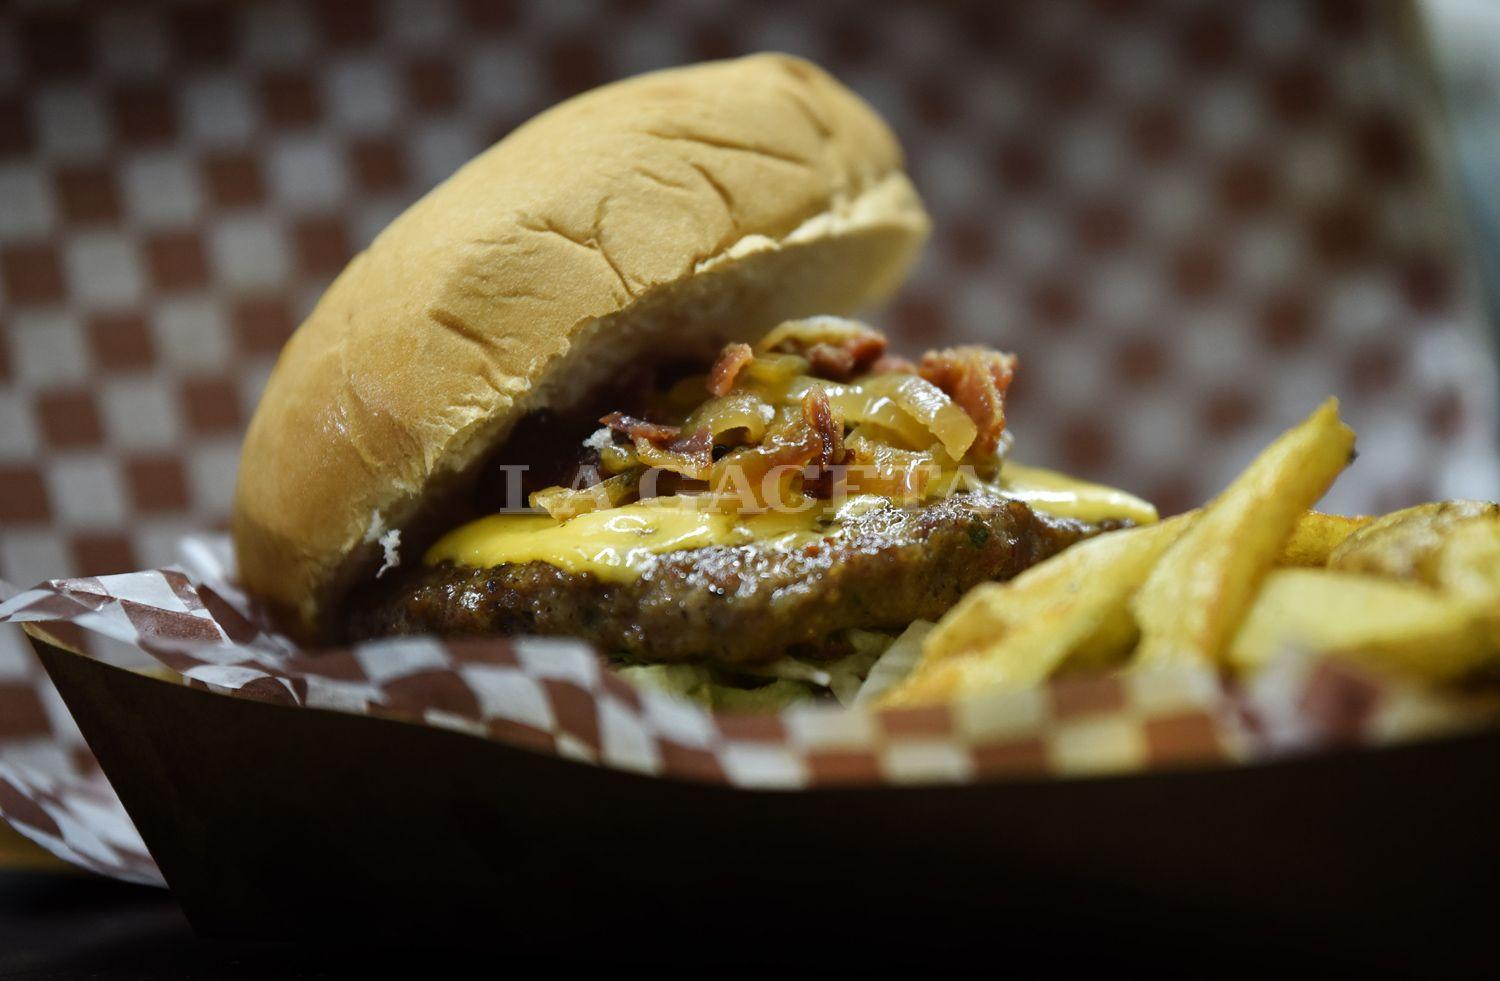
[1435, 517, 1500, 606]
[878, 516, 1191, 707]
[1429, 517, 1500, 653]
[1228, 568, 1491, 683]
[1132, 399, 1356, 667]
[1328, 500, 1500, 582]
[1278, 511, 1371, 567]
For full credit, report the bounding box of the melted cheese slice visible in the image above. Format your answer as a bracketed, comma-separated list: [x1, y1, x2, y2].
[998, 462, 1159, 526]
[427, 499, 842, 579]
[425, 464, 1157, 579]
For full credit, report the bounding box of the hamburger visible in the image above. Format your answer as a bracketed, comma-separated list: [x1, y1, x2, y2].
[233, 55, 1155, 707]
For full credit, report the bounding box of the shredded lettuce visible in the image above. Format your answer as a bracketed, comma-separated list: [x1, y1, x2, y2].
[737, 631, 893, 706]
[710, 678, 815, 711]
[615, 663, 816, 710]
[613, 627, 910, 710]
[852, 621, 933, 705]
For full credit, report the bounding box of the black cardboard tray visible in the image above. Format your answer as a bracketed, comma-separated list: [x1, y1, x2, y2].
[34, 635, 1500, 969]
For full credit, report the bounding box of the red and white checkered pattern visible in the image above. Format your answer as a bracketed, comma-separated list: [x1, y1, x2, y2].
[2, 551, 1491, 883]
[0, 561, 1254, 788]
[0, 0, 1495, 591]
[0, 588, 159, 884]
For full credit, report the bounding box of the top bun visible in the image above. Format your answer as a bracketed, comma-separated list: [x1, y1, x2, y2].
[233, 54, 931, 641]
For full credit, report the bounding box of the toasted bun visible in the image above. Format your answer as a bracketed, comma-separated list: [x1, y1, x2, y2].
[233, 54, 930, 641]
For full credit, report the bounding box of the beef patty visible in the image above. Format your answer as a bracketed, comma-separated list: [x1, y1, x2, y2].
[351, 494, 1121, 665]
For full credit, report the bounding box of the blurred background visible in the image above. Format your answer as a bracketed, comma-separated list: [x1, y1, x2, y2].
[0, 0, 1497, 591]
[1, 0, 1499, 969]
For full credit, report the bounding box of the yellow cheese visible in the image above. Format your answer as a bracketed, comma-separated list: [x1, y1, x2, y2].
[426, 465, 1157, 576]
[998, 462, 1158, 526]
[426, 499, 843, 580]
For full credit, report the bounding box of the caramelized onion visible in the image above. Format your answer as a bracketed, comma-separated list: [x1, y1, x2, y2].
[841, 435, 940, 501]
[791, 374, 975, 459]
[756, 317, 888, 382]
[783, 377, 927, 449]
[683, 391, 775, 444]
[863, 373, 978, 460]
[741, 352, 810, 388]
[757, 317, 885, 355]
[598, 442, 638, 474]
[601, 412, 715, 480]
[635, 427, 714, 480]
[919, 346, 1016, 459]
[710, 405, 821, 510]
[531, 469, 640, 521]
[544, 323, 1018, 519]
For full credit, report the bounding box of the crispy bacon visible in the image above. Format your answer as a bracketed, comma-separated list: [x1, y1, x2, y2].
[601, 412, 714, 479]
[870, 353, 917, 375]
[588, 327, 1017, 506]
[601, 412, 680, 444]
[799, 385, 846, 499]
[918, 346, 1018, 458]
[707, 342, 754, 396]
[635, 427, 714, 480]
[802, 332, 887, 382]
[762, 321, 888, 382]
[712, 428, 810, 508]
[709, 389, 847, 505]
[800, 385, 845, 468]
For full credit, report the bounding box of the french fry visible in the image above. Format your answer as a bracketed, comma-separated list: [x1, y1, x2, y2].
[870, 386, 1500, 706]
[1228, 568, 1491, 683]
[1278, 511, 1371, 567]
[1430, 517, 1500, 652]
[1132, 399, 1356, 667]
[1434, 517, 1500, 607]
[878, 516, 1191, 707]
[1328, 500, 1500, 582]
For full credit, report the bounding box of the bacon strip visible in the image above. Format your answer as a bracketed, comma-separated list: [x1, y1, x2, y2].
[918, 346, 1018, 458]
[707, 342, 754, 396]
[800, 385, 844, 468]
[799, 385, 846, 499]
[802, 332, 887, 382]
[601, 412, 714, 479]
[762, 321, 889, 382]
[870, 353, 917, 375]
[635, 435, 714, 480]
[600, 412, 680, 444]
[709, 388, 847, 505]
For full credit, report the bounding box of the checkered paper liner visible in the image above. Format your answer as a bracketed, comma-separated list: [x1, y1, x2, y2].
[4, 0, 1499, 600]
[0, 584, 160, 886]
[2, 539, 1495, 885]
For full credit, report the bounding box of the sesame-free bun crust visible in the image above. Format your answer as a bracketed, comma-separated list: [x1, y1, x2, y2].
[232, 54, 930, 641]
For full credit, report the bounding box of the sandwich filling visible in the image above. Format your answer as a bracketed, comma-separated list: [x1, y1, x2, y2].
[353, 318, 1156, 702]
[353, 493, 1123, 665]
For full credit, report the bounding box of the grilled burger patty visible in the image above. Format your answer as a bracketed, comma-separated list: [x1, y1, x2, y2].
[352, 494, 1120, 664]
